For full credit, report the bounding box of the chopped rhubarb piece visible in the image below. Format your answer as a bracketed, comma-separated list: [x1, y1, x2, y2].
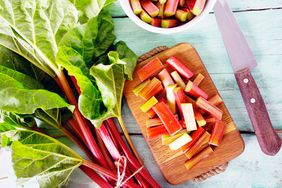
[181, 127, 205, 152]
[182, 7, 194, 20]
[151, 18, 162, 27]
[193, 73, 205, 86]
[164, 0, 180, 17]
[209, 121, 226, 146]
[208, 94, 223, 106]
[185, 146, 213, 170]
[161, 19, 179, 28]
[179, 0, 186, 7]
[166, 84, 177, 114]
[146, 108, 156, 118]
[187, 0, 207, 16]
[162, 130, 186, 145]
[173, 87, 186, 118]
[130, 0, 142, 15]
[141, 0, 159, 17]
[146, 118, 163, 128]
[159, 0, 167, 4]
[185, 131, 210, 159]
[196, 97, 223, 120]
[181, 103, 197, 131]
[158, 68, 175, 89]
[166, 56, 194, 79]
[147, 125, 168, 138]
[137, 57, 164, 81]
[171, 71, 186, 88]
[140, 96, 158, 112]
[185, 81, 208, 99]
[140, 10, 152, 23]
[153, 101, 183, 135]
[139, 77, 163, 100]
[205, 117, 216, 124]
[133, 79, 150, 96]
[194, 109, 206, 127]
[176, 9, 188, 22]
[156, 2, 165, 18]
[169, 133, 192, 150]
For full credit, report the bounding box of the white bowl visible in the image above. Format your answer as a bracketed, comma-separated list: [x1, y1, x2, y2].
[118, 0, 217, 34]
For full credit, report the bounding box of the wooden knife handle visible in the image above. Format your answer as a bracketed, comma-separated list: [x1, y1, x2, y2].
[235, 68, 281, 155]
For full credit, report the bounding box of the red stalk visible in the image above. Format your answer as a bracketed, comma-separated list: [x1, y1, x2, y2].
[82, 160, 141, 188]
[68, 118, 117, 184]
[66, 72, 156, 187]
[106, 119, 161, 188]
[97, 124, 120, 160]
[56, 71, 110, 169]
[68, 118, 87, 144]
[60, 126, 94, 161]
[95, 129, 116, 170]
[70, 76, 81, 94]
[79, 166, 113, 188]
[98, 123, 145, 187]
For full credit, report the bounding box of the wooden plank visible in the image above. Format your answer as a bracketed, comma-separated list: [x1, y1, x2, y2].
[114, 9, 282, 132]
[109, 0, 282, 17]
[65, 134, 282, 188]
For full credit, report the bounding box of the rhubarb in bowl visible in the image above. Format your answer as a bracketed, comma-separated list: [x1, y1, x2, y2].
[119, 0, 217, 34]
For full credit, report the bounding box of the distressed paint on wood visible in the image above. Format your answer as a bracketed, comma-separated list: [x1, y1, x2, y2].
[108, 0, 282, 17]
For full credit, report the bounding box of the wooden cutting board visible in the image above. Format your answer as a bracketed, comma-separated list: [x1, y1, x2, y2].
[124, 43, 245, 185]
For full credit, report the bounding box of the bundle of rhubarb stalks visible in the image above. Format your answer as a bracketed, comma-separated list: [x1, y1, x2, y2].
[130, 0, 207, 28]
[134, 56, 226, 169]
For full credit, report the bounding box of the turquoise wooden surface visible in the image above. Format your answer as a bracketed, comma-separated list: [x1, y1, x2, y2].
[0, 1, 281, 188]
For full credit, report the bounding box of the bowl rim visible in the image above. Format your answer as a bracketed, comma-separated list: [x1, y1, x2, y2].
[118, 0, 217, 34]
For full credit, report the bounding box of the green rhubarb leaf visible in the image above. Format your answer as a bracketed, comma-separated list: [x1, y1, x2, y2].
[0, 73, 74, 114]
[0, 117, 83, 187]
[90, 53, 124, 126]
[0, 0, 79, 76]
[56, 11, 115, 122]
[0, 46, 63, 94]
[56, 47, 105, 121]
[0, 65, 43, 89]
[89, 43, 137, 127]
[92, 11, 116, 61]
[1, 126, 82, 188]
[112, 41, 137, 80]
[70, 0, 115, 22]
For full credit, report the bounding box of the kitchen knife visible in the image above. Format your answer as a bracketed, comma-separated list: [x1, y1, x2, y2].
[214, 0, 281, 155]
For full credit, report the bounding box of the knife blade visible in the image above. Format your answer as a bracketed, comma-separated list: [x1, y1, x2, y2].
[214, 0, 281, 155]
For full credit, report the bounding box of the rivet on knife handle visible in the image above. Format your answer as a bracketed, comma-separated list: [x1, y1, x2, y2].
[235, 68, 281, 155]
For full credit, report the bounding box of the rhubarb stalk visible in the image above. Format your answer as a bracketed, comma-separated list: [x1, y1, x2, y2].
[56, 71, 110, 169]
[106, 119, 161, 188]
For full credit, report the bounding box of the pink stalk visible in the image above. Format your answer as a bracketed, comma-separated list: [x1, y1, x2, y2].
[106, 119, 161, 188]
[98, 123, 146, 187]
[95, 129, 116, 171]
